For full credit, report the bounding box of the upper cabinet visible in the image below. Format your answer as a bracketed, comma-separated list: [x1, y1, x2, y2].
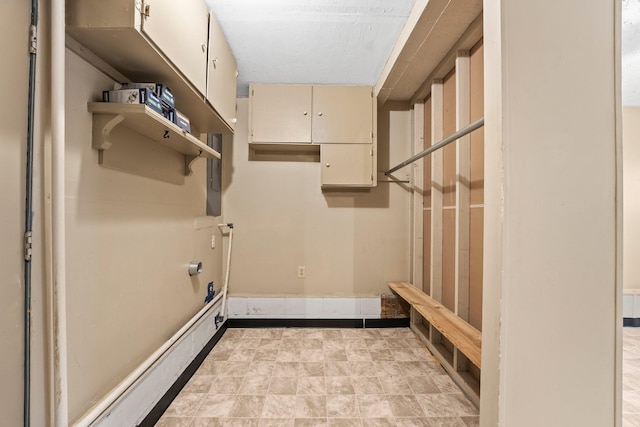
[312, 86, 373, 144]
[249, 84, 374, 144]
[250, 85, 313, 143]
[207, 14, 239, 131]
[66, 0, 237, 134]
[249, 84, 377, 188]
[320, 144, 376, 188]
[140, 0, 209, 95]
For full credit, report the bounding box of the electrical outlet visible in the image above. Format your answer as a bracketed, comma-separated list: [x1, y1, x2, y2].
[211, 235, 216, 249]
[297, 266, 305, 278]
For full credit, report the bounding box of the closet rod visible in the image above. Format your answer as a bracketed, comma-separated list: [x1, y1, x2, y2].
[385, 117, 484, 175]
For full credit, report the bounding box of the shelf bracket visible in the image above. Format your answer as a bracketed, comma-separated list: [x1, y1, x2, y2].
[92, 113, 125, 151]
[185, 150, 203, 176]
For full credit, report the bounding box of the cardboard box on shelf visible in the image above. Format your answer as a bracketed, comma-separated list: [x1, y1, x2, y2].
[173, 109, 191, 133]
[103, 88, 163, 116]
[120, 82, 175, 109]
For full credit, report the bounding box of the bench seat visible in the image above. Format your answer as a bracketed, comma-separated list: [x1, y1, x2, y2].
[389, 281, 482, 368]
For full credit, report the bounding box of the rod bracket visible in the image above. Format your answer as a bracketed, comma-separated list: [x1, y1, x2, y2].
[29, 25, 37, 54]
[24, 231, 32, 261]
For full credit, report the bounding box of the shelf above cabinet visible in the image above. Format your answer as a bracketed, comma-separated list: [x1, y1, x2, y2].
[88, 102, 220, 177]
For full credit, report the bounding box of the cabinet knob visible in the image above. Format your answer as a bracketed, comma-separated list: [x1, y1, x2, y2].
[318, 112, 323, 116]
[303, 111, 308, 116]
[325, 163, 330, 167]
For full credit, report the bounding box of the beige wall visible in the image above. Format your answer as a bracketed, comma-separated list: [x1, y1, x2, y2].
[481, 0, 620, 426]
[0, 1, 48, 425]
[1, 2, 224, 420]
[64, 50, 224, 421]
[624, 107, 640, 290]
[222, 98, 412, 297]
[1, 2, 33, 425]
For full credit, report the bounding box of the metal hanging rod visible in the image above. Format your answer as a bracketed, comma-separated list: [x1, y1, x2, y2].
[385, 117, 485, 175]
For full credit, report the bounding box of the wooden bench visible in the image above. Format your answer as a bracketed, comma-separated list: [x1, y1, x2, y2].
[389, 282, 482, 368]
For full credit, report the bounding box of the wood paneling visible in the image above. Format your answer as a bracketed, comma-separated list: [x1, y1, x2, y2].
[469, 39, 484, 332]
[424, 96, 432, 206]
[442, 208, 456, 312]
[469, 207, 483, 330]
[442, 70, 457, 207]
[415, 39, 484, 387]
[413, 102, 425, 293]
[429, 82, 444, 305]
[455, 51, 471, 324]
[470, 41, 484, 206]
[423, 209, 431, 295]
[423, 96, 432, 296]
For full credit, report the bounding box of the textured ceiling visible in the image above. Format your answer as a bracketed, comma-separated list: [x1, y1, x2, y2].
[205, 0, 416, 97]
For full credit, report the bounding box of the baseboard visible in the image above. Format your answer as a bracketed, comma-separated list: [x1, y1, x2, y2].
[228, 318, 409, 328]
[365, 318, 410, 328]
[83, 297, 225, 427]
[624, 318, 640, 327]
[138, 321, 228, 427]
[227, 296, 381, 319]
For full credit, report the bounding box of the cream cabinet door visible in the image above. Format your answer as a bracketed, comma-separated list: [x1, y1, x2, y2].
[207, 14, 238, 130]
[250, 84, 312, 143]
[312, 86, 373, 144]
[320, 144, 375, 187]
[141, 0, 209, 95]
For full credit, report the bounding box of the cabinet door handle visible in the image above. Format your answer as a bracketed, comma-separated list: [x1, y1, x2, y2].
[201, 43, 207, 53]
[212, 58, 217, 69]
[318, 112, 323, 116]
[303, 111, 308, 116]
[325, 163, 330, 167]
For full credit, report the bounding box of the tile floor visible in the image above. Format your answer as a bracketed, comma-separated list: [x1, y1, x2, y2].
[155, 327, 479, 427]
[625, 327, 640, 426]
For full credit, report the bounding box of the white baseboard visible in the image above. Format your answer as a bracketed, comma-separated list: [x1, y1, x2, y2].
[623, 292, 640, 318]
[89, 297, 224, 427]
[227, 296, 381, 319]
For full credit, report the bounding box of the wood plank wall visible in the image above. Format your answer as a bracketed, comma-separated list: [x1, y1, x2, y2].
[423, 97, 432, 296]
[442, 68, 457, 359]
[419, 38, 484, 391]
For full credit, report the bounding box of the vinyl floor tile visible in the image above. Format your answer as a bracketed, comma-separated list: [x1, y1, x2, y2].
[154, 328, 479, 427]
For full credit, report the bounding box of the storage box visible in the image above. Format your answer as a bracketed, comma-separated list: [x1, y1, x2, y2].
[119, 82, 155, 92]
[173, 109, 191, 133]
[163, 107, 175, 123]
[103, 88, 163, 115]
[103, 88, 141, 103]
[121, 82, 175, 109]
[155, 84, 175, 109]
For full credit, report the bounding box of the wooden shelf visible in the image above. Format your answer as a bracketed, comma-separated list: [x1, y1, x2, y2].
[88, 102, 220, 176]
[389, 281, 482, 368]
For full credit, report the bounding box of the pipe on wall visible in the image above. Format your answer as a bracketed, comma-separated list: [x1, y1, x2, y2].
[51, 0, 69, 424]
[217, 223, 234, 324]
[23, 0, 38, 425]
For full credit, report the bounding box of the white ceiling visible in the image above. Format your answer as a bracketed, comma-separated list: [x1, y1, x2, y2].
[207, 1, 639, 103]
[205, 0, 416, 97]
